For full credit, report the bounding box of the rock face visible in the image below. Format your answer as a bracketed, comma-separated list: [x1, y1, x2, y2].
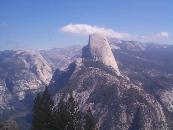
[110, 40, 173, 128]
[83, 34, 120, 75]
[51, 59, 168, 130]
[0, 50, 53, 109]
[50, 35, 170, 130]
[1, 35, 173, 129]
[44, 39, 173, 129]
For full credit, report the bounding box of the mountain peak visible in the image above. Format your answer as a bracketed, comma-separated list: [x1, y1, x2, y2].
[82, 34, 121, 75]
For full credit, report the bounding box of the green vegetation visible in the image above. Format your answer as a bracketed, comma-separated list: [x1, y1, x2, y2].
[31, 86, 54, 130]
[83, 109, 96, 130]
[0, 120, 19, 130]
[31, 87, 96, 130]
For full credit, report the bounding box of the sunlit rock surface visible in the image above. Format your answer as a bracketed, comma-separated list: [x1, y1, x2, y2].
[83, 34, 120, 75]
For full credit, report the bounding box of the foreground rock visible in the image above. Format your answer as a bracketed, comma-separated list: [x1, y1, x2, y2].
[50, 59, 168, 130]
[50, 34, 168, 130]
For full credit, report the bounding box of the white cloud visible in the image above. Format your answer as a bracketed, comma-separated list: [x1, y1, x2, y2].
[60, 24, 132, 39]
[60, 24, 169, 42]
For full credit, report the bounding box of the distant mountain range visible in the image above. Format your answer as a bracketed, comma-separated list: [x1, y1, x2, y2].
[0, 35, 173, 130]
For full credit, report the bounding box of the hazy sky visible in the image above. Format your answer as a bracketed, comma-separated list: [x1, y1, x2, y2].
[0, 0, 173, 50]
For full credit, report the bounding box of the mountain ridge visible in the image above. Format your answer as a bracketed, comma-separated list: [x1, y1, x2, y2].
[0, 36, 173, 129]
[49, 35, 171, 130]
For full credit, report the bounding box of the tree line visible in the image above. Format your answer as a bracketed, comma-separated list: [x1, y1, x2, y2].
[32, 87, 96, 130]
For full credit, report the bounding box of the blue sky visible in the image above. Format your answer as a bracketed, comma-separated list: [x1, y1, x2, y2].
[0, 0, 173, 50]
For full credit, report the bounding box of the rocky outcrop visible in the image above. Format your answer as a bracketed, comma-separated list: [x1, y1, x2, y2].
[0, 50, 54, 130]
[82, 34, 120, 75]
[49, 36, 173, 130]
[110, 39, 173, 114]
[1, 36, 173, 129]
[51, 59, 168, 130]
[0, 50, 53, 108]
[47, 35, 173, 130]
[0, 79, 13, 109]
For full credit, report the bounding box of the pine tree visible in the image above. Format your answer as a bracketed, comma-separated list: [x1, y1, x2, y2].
[128, 108, 142, 130]
[52, 97, 69, 130]
[42, 86, 54, 130]
[31, 86, 54, 130]
[83, 108, 96, 130]
[66, 93, 81, 130]
[32, 93, 43, 130]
